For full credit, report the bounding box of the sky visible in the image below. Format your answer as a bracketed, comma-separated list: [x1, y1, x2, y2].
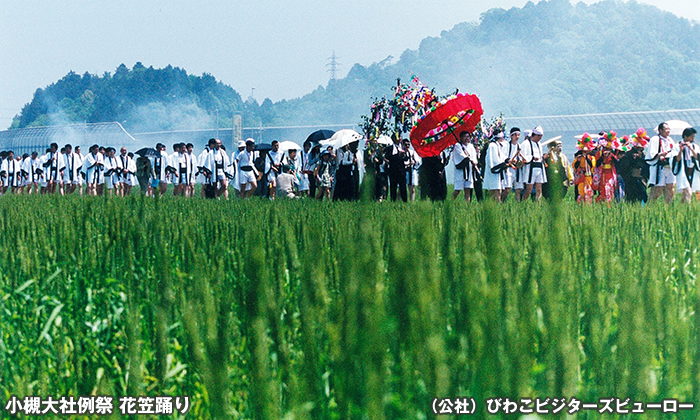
[1, 0, 699, 128]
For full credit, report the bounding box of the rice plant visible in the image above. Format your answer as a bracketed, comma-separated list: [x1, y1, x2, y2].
[0, 195, 698, 419]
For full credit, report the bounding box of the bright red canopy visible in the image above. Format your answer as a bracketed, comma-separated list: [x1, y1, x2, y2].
[409, 93, 483, 158]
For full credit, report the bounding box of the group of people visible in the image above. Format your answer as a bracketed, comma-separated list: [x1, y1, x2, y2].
[0, 137, 364, 200]
[450, 125, 570, 203]
[1, 121, 695, 204]
[448, 121, 699, 204]
[0, 143, 139, 196]
[571, 123, 700, 204]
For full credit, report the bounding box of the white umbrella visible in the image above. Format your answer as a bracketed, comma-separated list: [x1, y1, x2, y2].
[278, 141, 301, 152]
[375, 135, 393, 145]
[655, 120, 692, 136]
[540, 135, 563, 147]
[320, 129, 363, 150]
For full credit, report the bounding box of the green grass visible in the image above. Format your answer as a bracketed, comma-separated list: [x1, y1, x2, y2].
[0, 195, 699, 419]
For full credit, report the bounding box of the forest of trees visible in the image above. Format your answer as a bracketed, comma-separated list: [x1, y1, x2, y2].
[10, 63, 263, 133]
[10, 0, 700, 131]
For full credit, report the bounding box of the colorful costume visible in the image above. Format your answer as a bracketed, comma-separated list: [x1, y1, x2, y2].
[572, 133, 596, 203]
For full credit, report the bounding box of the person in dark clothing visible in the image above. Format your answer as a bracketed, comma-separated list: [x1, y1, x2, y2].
[419, 151, 449, 201]
[385, 134, 408, 202]
[333, 144, 356, 201]
[618, 131, 650, 203]
[350, 142, 361, 200]
[369, 142, 388, 201]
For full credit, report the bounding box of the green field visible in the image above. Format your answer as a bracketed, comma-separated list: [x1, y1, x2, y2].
[0, 195, 699, 419]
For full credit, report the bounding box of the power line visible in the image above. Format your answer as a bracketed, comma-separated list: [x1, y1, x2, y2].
[326, 51, 340, 81]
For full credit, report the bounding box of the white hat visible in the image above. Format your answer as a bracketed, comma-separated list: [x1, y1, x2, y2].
[237, 140, 246, 148]
[532, 126, 544, 136]
[524, 129, 533, 138]
[494, 131, 505, 139]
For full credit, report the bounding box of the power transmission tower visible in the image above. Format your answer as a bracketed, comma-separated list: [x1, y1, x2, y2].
[327, 51, 340, 81]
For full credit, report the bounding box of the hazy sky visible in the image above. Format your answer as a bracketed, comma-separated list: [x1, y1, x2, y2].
[1, 0, 699, 127]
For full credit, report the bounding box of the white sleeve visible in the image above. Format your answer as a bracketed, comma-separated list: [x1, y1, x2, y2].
[667, 139, 679, 159]
[264, 153, 272, 173]
[520, 141, 533, 161]
[413, 151, 422, 169]
[452, 144, 467, 167]
[646, 137, 659, 162]
[487, 143, 500, 172]
[467, 144, 478, 163]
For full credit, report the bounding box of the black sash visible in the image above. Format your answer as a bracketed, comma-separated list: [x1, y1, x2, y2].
[180, 163, 187, 183]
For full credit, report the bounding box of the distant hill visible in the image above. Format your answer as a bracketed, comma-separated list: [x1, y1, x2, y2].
[272, 0, 700, 124]
[11, 63, 262, 133]
[11, 0, 700, 131]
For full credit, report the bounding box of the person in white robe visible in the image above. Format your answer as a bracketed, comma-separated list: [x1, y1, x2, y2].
[402, 139, 422, 202]
[172, 144, 193, 197]
[197, 145, 211, 190]
[482, 131, 509, 202]
[521, 126, 548, 201]
[167, 144, 180, 185]
[231, 140, 246, 193]
[299, 141, 314, 197]
[502, 128, 523, 201]
[118, 148, 137, 196]
[264, 140, 284, 199]
[186, 143, 197, 197]
[452, 131, 479, 201]
[41, 143, 65, 194]
[74, 146, 85, 195]
[0, 153, 8, 194]
[103, 147, 122, 195]
[151, 143, 169, 197]
[203, 138, 231, 199]
[3, 151, 22, 193]
[63, 145, 83, 195]
[22, 151, 42, 195]
[672, 127, 700, 203]
[236, 140, 259, 198]
[83, 145, 104, 196]
[38, 148, 50, 192]
[647, 122, 679, 204]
